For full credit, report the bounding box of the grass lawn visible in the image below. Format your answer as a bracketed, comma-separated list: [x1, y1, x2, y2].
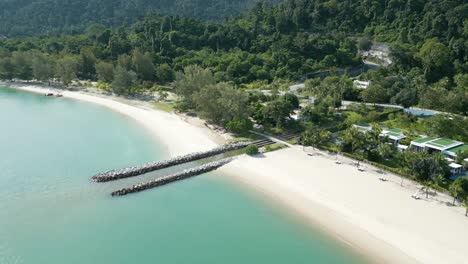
[264, 143, 287, 153]
[153, 101, 175, 113]
[229, 132, 262, 143]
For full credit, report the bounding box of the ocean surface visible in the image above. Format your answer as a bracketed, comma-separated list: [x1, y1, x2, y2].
[0, 87, 369, 264]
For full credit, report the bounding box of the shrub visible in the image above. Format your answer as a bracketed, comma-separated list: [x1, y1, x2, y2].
[226, 116, 253, 134]
[245, 144, 259, 155]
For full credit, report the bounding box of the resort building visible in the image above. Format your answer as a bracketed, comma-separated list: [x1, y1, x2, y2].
[444, 144, 468, 159]
[410, 137, 464, 155]
[380, 128, 406, 144]
[449, 163, 464, 175]
[352, 122, 372, 132]
[353, 80, 370, 89]
[353, 125, 407, 145]
[410, 137, 467, 176]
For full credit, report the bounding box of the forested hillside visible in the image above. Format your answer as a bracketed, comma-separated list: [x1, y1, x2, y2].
[0, 0, 466, 114]
[0, 0, 267, 36]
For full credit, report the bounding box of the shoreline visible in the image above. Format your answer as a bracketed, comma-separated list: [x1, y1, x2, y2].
[3, 81, 468, 264]
[1, 81, 224, 156]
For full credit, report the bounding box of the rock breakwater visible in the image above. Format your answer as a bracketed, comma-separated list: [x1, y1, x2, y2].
[92, 142, 250, 182]
[111, 158, 233, 196]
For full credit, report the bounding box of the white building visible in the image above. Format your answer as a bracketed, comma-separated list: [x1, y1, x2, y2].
[353, 80, 370, 89]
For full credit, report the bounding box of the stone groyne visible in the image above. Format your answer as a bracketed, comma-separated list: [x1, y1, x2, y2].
[92, 142, 250, 182]
[111, 158, 233, 196]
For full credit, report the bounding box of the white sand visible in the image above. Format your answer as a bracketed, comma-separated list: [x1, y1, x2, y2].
[4, 82, 468, 264]
[220, 147, 468, 264]
[2, 82, 220, 155]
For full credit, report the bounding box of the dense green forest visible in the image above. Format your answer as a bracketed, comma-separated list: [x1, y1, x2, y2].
[0, 0, 270, 36]
[0, 0, 466, 115]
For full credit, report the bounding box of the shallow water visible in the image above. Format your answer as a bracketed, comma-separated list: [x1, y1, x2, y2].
[0, 87, 369, 264]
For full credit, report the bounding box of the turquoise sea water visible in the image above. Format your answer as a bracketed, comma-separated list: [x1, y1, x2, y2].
[0, 87, 369, 264]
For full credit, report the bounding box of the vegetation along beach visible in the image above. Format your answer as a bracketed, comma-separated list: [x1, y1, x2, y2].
[0, 0, 467, 263]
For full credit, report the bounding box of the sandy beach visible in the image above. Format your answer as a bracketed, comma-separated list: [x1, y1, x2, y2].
[221, 148, 468, 264]
[3, 82, 468, 264]
[1, 82, 221, 156]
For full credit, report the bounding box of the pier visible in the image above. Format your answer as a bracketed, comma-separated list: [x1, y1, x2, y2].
[111, 158, 232, 196]
[92, 142, 251, 182]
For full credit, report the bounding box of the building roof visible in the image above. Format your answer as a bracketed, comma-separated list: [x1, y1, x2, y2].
[412, 137, 436, 144]
[352, 123, 372, 132]
[449, 163, 463, 169]
[425, 138, 463, 151]
[353, 80, 370, 89]
[410, 137, 463, 151]
[445, 145, 468, 156]
[381, 128, 406, 141]
[397, 144, 408, 150]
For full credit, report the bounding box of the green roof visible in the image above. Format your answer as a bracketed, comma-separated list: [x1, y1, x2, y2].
[446, 145, 468, 154]
[355, 122, 371, 128]
[387, 131, 402, 138]
[413, 137, 436, 144]
[426, 138, 461, 148]
[387, 128, 403, 134]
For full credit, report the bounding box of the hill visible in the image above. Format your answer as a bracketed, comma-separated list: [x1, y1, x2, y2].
[0, 0, 269, 36]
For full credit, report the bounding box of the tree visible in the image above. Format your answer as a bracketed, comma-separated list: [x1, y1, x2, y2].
[301, 125, 331, 147]
[361, 83, 388, 103]
[417, 39, 451, 81]
[403, 151, 450, 183]
[117, 54, 132, 71]
[31, 53, 54, 84]
[449, 178, 468, 206]
[282, 93, 299, 109]
[0, 57, 15, 80]
[79, 48, 97, 79]
[175, 65, 215, 107]
[156, 63, 175, 83]
[56, 56, 79, 85]
[112, 66, 136, 94]
[379, 143, 394, 161]
[261, 99, 294, 128]
[86, 23, 106, 44]
[419, 87, 447, 111]
[96, 61, 114, 83]
[300, 97, 333, 124]
[309, 76, 353, 107]
[340, 127, 365, 154]
[226, 116, 253, 134]
[193, 82, 250, 125]
[132, 49, 155, 81]
[11, 51, 32, 80]
[391, 88, 417, 108]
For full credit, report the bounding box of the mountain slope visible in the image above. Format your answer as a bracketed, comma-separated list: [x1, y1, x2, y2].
[0, 0, 267, 36]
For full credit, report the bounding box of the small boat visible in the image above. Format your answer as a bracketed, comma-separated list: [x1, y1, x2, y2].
[55, 94, 63, 97]
[45, 93, 54, 97]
